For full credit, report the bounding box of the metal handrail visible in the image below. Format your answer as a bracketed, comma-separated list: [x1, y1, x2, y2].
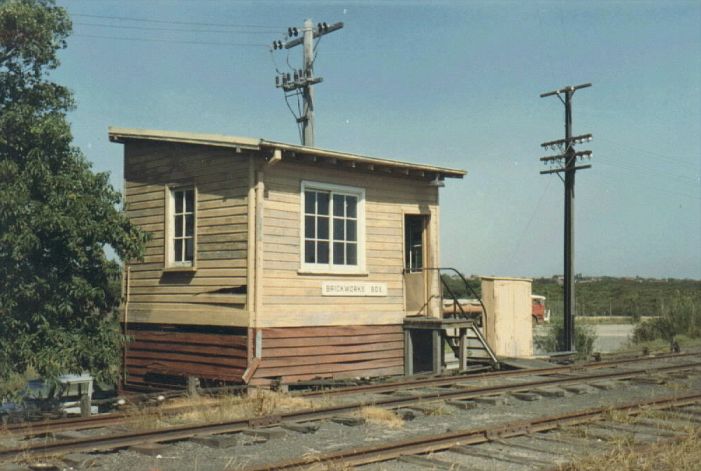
[405, 267, 488, 328]
[403, 266, 498, 368]
[439, 275, 467, 318]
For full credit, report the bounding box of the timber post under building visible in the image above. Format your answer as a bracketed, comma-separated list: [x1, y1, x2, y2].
[111, 127, 506, 391]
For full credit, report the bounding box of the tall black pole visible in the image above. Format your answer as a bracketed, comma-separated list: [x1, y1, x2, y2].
[539, 83, 593, 353]
[563, 89, 575, 351]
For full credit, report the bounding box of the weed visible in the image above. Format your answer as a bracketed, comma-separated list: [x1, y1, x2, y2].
[357, 406, 404, 429]
[559, 427, 701, 470]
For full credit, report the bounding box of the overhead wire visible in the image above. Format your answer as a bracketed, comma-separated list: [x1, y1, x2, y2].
[588, 172, 700, 201]
[596, 136, 699, 170]
[509, 178, 554, 265]
[71, 33, 267, 48]
[71, 13, 278, 31]
[74, 21, 275, 35]
[597, 160, 699, 185]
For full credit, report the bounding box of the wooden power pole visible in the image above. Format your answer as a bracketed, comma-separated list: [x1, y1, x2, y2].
[272, 19, 343, 147]
[539, 83, 593, 352]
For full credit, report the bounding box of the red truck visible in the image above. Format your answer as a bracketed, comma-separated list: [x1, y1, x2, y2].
[532, 295, 550, 324]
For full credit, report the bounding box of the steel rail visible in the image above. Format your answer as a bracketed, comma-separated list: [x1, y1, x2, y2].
[245, 392, 701, 470]
[6, 351, 692, 438]
[2, 412, 130, 436]
[2, 361, 699, 460]
[4, 351, 697, 439]
[301, 351, 699, 398]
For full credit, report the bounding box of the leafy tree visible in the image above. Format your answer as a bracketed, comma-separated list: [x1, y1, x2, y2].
[0, 0, 146, 394]
[534, 321, 597, 359]
[633, 295, 699, 345]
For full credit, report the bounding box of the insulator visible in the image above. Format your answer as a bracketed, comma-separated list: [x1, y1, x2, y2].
[294, 71, 299, 80]
[275, 76, 280, 86]
[293, 27, 298, 36]
[323, 22, 328, 31]
[288, 27, 293, 37]
[286, 73, 291, 82]
[299, 69, 303, 78]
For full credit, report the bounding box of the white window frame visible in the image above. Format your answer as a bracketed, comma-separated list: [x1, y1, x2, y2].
[165, 185, 197, 270]
[299, 181, 366, 275]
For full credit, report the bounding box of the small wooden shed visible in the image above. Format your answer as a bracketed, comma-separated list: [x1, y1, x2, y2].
[110, 127, 465, 389]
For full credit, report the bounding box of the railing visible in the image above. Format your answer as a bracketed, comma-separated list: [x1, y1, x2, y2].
[403, 267, 499, 368]
[405, 267, 489, 327]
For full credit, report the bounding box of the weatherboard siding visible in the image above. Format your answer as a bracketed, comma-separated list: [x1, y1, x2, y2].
[123, 323, 248, 388]
[257, 160, 440, 328]
[250, 324, 405, 385]
[123, 141, 250, 327]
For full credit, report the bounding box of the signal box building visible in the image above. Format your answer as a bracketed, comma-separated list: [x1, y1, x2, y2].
[110, 127, 466, 389]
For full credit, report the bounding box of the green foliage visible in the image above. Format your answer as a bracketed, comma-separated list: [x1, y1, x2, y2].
[633, 295, 699, 344]
[440, 273, 481, 299]
[532, 276, 701, 318]
[0, 0, 146, 392]
[534, 319, 597, 359]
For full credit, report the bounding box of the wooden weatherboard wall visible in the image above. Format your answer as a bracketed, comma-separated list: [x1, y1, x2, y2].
[123, 140, 250, 327]
[250, 160, 440, 384]
[115, 128, 464, 387]
[257, 159, 440, 328]
[123, 323, 247, 389]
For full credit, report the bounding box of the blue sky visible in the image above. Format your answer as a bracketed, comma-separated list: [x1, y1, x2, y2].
[54, 0, 700, 279]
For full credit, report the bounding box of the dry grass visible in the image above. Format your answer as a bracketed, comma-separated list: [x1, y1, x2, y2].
[557, 405, 701, 471]
[123, 389, 326, 430]
[357, 406, 404, 429]
[171, 390, 317, 425]
[299, 450, 354, 471]
[421, 402, 449, 416]
[561, 428, 700, 471]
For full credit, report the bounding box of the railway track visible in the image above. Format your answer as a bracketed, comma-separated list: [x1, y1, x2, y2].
[3, 350, 695, 438]
[245, 393, 701, 470]
[2, 357, 699, 462]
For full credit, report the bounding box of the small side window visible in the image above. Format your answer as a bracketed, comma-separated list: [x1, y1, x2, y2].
[167, 186, 196, 267]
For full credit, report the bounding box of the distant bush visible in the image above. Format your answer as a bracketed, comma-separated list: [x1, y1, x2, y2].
[535, 321, 597, 359]
[633, 296, 699, 344]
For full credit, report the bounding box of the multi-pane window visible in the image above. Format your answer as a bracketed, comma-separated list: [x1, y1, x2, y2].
[332, 194, 357, 265]
[302, 182, 363, 271]
[171, 188, 195, 265]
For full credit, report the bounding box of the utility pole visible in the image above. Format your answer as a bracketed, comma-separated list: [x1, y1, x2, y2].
[272, 19, 344, 147]
[539, 83, 593, 352]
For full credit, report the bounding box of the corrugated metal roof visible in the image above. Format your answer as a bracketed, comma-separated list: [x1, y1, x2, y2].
[108, 127, 466, 178]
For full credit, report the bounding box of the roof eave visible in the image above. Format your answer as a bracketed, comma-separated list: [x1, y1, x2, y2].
[108, 127, 467, 179]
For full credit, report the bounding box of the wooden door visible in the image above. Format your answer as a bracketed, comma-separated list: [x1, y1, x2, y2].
[404, 215, 429, 315]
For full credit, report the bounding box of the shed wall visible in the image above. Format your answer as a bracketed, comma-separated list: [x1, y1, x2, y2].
[123, 323, 248, 389]
[481, 277, 534, 358]
[250, 324, 404, 385]
[123, 141, 250, 326]
[258, 160, 440, 328]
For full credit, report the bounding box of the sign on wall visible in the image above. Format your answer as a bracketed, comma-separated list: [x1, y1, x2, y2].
[321, 281, 388, 297]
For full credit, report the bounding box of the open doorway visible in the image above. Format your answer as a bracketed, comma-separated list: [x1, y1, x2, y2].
[404, 215, 429, 314]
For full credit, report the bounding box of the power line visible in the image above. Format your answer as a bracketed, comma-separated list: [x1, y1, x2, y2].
[589, 173, 700, 201]
[72, 33, 267, 48]
[596, 136, 699, 171]
[72, 13, 278, 30]
[597, 160, 699, 186]
[74, 22, 275, 35]
[509, 178, 554, 264]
